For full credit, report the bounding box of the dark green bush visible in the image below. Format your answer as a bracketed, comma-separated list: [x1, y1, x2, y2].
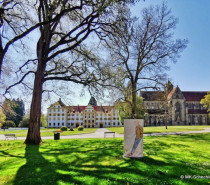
[78, 126, 84, 131]
[69, 128, 74, 131]
[19, 116, 29, 127]
[3, 120, 16, 128]
[60, 126, 67, 131]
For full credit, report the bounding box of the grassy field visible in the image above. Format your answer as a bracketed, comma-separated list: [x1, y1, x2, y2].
[107, 125, 210, 134]
[0, 128, 97, 137]
[0, 134, 210, 185]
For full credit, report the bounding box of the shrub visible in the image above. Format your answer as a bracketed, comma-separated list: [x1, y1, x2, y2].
[2, 120, 16, 128]
[19, 116, 30, 127]
[69, 128, 74, 131]
[60, 126, 67, 131]
[78, 126, 84, 131]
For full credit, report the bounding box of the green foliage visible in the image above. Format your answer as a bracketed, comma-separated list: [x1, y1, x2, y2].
[19, 115, 30, 128]
[116, 96, 145, 123]
[69, 128, 74, 131]
[2, 98, 25, 127]
[78, 126, 84, 131]
[60, 126, 67, 131]
[41, 114, 47, 127]
[2, 120, 16, 127]
[201, 91, 210, 117]
[0, 111, 6, 127]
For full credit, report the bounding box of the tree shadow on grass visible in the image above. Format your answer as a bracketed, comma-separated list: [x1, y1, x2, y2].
[12, 138, 210, 185]
[13, 144, 78, 185]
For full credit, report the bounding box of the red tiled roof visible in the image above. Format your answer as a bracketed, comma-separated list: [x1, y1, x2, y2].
[93, 106, 114, 112]
[182, 92, 207, 101]
[188, 109, 208, 114]
[66, 105, 114, 112]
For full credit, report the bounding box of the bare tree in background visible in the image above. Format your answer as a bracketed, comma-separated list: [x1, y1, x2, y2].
[105, 3, 188, 118]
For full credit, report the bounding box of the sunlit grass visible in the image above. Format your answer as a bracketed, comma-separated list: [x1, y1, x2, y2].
[0, 133, 209, 185]
[108, 125, 210, 134]
[0, 128, 97, 137]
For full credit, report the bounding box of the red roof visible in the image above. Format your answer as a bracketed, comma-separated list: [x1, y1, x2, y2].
[66, 105, 114, 112]
[188, 109, 208, 114]
[182, 92, 207, 101]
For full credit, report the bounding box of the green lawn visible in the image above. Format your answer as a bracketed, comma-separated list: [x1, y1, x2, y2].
[0, 128, 97, 137]
[0, 134, 210, 185]
[107, 125, 210, 134]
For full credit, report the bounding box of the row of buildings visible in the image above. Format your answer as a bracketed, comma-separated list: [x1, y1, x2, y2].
[47, 97, 121, 128]
[47, 82, 209, 128]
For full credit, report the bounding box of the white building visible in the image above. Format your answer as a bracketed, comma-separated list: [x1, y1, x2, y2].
[47, 97, 122, 128]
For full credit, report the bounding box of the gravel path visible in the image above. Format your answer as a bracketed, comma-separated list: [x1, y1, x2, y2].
[0, 128, 210, 140]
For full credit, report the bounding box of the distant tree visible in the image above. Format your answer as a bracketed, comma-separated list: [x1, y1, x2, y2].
[19, 115, 30, 128]
[40, 114, 47, 127]
[0, 110, 6, 127]
[116, 96, 145, 123]
[201, 92, 210, 116]
[2, 98, 25, 126]
[106, 3, 188, 118]
[2, 120, 16, 127]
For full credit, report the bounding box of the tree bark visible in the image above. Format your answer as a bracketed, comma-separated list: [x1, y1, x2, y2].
[25, 24, 51, 145]
[131, 82, 137, 118]
[25, 63, 45, 144]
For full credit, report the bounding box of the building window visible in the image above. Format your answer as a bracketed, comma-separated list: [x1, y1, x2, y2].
[58, 117, 60, 120]
[62, 123, 64, 126]
[53, 123, 55, 126]
[62, 118, 64, 120]
[53, 118, 55, 121]
[49, 118, 51, 121]
[49, 123, 51, 126]
[113, 122, 115, 125]
[58, 109, 60, 112]
[92, 120, 94, 123]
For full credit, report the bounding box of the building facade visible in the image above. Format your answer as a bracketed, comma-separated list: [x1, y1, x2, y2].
[47, 97, 122, 128]
[141, 81, 209, 126]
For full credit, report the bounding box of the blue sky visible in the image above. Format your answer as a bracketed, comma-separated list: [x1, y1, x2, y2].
[133, 0, 210, 91]
[68, 0, 210, 107]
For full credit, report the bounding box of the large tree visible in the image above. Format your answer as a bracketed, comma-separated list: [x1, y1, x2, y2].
[5, 0, 136, 144]
[105, 3, 188, 118]
[2, 98, 25, 126]
[201, 92, 210, 116]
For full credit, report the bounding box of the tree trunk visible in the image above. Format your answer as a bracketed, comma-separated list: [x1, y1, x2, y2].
[25, 62, 46, 145]
[131, 83, 137, 118]
[25, 24, 51, 145]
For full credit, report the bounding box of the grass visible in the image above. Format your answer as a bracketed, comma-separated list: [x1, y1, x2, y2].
[107, 125, 210, 134]
[0, 134, 210, 185]
[0, 128, 97, 137]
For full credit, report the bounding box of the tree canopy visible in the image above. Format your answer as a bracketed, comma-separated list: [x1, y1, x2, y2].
[105, 2, 188, 118]
[201, 92, 210, 116]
